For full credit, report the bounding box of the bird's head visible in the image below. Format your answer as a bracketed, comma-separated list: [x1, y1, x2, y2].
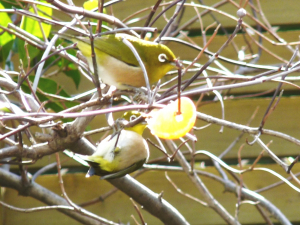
[143, 43, 178, 83]
[121, 111, 146, 135]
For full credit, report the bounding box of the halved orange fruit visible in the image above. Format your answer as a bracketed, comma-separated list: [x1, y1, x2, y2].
[147, 97, 196, 139]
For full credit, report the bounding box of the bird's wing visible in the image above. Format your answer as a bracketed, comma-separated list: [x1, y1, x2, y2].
[100, 158, 146, 180]
[83, 157, 115, 177]
[92, 34, 141, 67]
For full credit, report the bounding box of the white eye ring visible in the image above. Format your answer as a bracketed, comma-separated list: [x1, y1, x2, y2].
[158, 53, 167, 62]
[130, 115, 137, 121]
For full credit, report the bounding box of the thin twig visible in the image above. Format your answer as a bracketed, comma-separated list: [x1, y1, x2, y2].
[165, 172, 208, 206]
[130, 198, 146, 225]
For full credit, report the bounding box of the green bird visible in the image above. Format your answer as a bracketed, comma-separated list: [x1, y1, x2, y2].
[78, 111, 149, 180]
[66, 33, 177, 89]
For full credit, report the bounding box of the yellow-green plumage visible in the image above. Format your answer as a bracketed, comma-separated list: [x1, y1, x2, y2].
[121, 111, 146, 135]
[70, 33, 177, 89]
[78, 111, 149, 179]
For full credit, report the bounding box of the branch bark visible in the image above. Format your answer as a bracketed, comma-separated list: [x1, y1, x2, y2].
[109, 175, 189, 225]
[0, 168, 114, 225]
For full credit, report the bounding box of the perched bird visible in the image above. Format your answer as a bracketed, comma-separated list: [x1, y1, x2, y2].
[65, 33, 177, 89]
[78, 111, 149, 180]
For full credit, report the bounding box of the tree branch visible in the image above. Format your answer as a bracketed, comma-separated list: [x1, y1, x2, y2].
[0, 168, 115, 225]
[109, 175, 189, 225]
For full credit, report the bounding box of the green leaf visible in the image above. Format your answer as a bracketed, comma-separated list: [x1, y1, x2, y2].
[0, 102, 11, 113]
[20, 0, 52, 39]
[16, 38, 40, 68]
[12, 76, 77, 122]
[64, 68, 81, 89]
[83, 0, 106, 13]
[33, 77, 78, 110]
[83, 0, 99, 11]
[0, 3, 15, 66]
[35, 77, 58, 94]
[0, 0, 25, 9]
[0, 4, 14, 46]
[58, 58, 81, 89]
[83, 0, 107, 32]
[19, 76, 75, 110]
[0, 40, 14, 68]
